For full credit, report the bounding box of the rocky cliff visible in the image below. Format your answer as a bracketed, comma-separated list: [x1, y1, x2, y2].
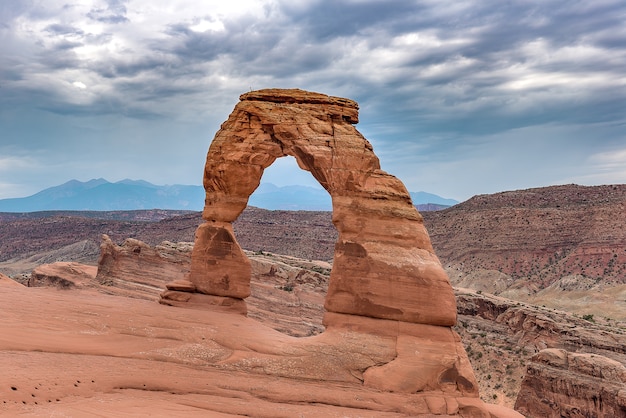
[423, 184, 626, 319]
[453, 288, 626, 408]
[424, 184, 626, 286]
[515, 349, 626, 417]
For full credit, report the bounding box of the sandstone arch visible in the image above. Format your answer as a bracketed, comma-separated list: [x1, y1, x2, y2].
[162, 88, 456, 326]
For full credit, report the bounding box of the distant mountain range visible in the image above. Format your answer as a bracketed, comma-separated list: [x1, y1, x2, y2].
[0, 179, 458, 212]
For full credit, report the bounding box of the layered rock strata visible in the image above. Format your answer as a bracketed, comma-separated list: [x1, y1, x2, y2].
[454, 288, 626, 407]
[515, 348, 626, 417]
[97, 235, 192, 300]
[160, 89, 519, 416]
[30, 262, 97, 289]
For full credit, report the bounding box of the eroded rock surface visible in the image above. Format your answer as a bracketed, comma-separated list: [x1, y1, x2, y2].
[515, 348, 626, 417]
[0, 271, 23, 287]
[29, 262, 97, 289]
[91, 236, 328, 336]
[97, 234, 192, 300]
[158, 89, 519, 416]
[1, 284, 517, 417]
[162, 88, 456, 326]
[454, 288, 626, 407]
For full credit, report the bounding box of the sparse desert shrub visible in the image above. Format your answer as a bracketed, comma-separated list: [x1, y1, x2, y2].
[311, 266, 331, 275]
[582, 314, 595, 322]
[279, 284, 294, 292]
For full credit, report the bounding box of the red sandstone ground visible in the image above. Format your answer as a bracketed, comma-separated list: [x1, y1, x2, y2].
[2, 279, 518, 417]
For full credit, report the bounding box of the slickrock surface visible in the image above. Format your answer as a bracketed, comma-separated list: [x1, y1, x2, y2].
[158, 89, 508, 413]
[515, 349, 626, 417]
[0, 280, 518, 417]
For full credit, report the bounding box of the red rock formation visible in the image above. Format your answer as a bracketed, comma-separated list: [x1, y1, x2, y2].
[96, 235, 192, 300]
[29, 262, 97, 289]
[515, 348, 626, 417]
[96, 236, 328, 336]
[159, 89, 519, 416]
[162, 88, 455, 325]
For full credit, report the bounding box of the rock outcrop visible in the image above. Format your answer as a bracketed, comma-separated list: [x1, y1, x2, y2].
[515, 348, 626, 417]
[96, 235, 330, 336]
[160, 89, 519, 416]
[161, 88, 456, 324]
[454, 288, 626, 407]
[96, 235, 192, 300]
[29, 262, 97, 289]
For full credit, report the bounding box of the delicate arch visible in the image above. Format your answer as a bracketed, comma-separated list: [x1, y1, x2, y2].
[168, 89, 457, 326]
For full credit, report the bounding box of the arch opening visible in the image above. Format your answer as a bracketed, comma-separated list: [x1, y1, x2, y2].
[247, 156, 332, 211]
[235, 155, 337, 337]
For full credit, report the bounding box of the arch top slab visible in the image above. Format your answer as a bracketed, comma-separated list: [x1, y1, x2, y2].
[180, 88, 457, 326]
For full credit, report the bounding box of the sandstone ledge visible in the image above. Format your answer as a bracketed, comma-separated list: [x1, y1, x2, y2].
[240, 88, 359, 108]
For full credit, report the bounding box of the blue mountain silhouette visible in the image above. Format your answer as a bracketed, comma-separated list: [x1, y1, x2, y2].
[0, 179, 458, 212]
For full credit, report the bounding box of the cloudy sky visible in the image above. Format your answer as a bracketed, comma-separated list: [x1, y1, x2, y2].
[1, 0, 625, 202]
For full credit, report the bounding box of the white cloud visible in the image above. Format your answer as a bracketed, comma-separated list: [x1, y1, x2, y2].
[0, 155, 37, 172]
[0, 154, 42, 198]
[574, 147, 626, 185]
[591, 148, 626, 167]
[189, 19, 225, 33]
[0, 0, 625, 200]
